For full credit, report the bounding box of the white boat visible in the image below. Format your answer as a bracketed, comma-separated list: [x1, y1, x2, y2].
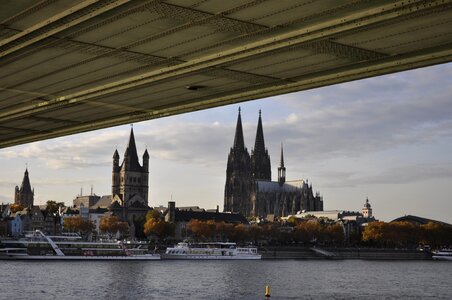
[164, 242, 261, 260]
[0, 230, 160, 260]
[432, 249, 452, 261]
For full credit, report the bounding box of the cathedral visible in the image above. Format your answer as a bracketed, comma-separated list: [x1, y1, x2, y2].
[14, 168, 34, 208]
[224, 109, 323, 218]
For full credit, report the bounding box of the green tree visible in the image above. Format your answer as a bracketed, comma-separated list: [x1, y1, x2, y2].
[46, 200, 65, 215]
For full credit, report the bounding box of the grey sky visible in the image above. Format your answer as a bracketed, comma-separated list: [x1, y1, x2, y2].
[1, 63, 451, 223]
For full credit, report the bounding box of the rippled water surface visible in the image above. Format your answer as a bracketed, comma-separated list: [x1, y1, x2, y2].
[1, 260, 451, 299]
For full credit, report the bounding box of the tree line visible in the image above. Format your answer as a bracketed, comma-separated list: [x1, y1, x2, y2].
[362, 221, 452, 248]
[62, 212, 452, 249]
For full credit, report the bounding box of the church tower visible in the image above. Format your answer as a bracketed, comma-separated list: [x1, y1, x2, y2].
[112, 149, 120, 196]
[224, 108, 252, 216]
[278, 143, 286, 185]
[362, 197, 373, 218]
[112, 128, 149, 207]
[251, 110, 271, 180]
[14, 168, 34, 207]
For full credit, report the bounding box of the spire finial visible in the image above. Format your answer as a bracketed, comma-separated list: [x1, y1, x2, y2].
[280, 142, 285, 168]
[131, 123, 133, 128]
[238, 106, 241, 113]
[259, 109, 261, 117]
[278, 142, 286, 185]
[233, 107, 245, 150]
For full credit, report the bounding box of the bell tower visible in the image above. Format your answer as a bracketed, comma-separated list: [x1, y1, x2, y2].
[362, 198, 372, 218]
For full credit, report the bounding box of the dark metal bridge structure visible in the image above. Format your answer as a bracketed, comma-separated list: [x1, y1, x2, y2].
[1, 0, 451, 148]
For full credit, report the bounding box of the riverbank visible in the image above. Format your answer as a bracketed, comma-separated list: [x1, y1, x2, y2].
[259, 246, 432, 260]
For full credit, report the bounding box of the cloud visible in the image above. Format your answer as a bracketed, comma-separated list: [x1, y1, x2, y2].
[1, 64, 450, 192]
[355, 163, 452, 185]
[0, 179, 17, 188]
[0, 194, 11, 203]
[142, 121, 232, 168]
[262, 64, 452, 163]
[32, 177, 108, 187]
[0, 130, 127, 170]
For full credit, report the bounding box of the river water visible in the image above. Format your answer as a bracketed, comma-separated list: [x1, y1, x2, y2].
[1, 260, 451, 299]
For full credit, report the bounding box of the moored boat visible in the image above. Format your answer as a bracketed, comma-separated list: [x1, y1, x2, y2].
[432, 249, 452, 261]
[164, 242, 261, 260]
[0, 230, 160, 260]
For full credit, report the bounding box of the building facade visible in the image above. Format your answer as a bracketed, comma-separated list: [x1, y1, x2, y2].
[224, 109, 323, 218]
[110, 128, 151, 223]
[224, 108, 252, 216]
[112, 128, 149, 207]
[14, 168, 34, 208]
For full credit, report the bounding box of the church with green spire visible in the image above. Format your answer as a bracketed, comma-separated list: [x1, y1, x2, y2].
[225, 109, 323, 218]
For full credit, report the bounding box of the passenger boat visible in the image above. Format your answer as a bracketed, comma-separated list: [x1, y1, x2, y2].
[0, 230, 160, 260]
[164, 242, 261, 260]
[432, 249, 452, 261]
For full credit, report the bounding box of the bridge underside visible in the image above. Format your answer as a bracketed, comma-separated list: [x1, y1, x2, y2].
[1, 0, 451, 148]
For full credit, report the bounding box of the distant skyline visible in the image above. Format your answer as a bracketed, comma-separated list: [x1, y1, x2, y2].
[1, 63, 451, 223]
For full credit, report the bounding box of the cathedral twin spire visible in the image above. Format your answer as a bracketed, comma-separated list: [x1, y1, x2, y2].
[231, 108, 273, 181]
[226, 109, 323, 217]
[225, 108, 290, 216]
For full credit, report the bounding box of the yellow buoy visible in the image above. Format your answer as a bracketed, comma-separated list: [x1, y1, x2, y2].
[265, 284, 271, 298]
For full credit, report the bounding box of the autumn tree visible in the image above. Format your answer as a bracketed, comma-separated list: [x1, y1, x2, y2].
[324, 223, 345, 245]
[261, 223, 281, 244]
[286, 216, 300, 226]
[421, 222, 452, 248]
[64, 216, 94, 239]
[10, 203, 24, 213]
[215, 221, 234, 241]
[143, 218, 174, 242]
[362, 221, 424, 248]
[294, 220, 322, 244]
[229, 224, 250, 243]
[187, 219, 216, 241]
[99, 215, 129, 239]
[146, 209, 162, 221]
[248, 224, 263, 244]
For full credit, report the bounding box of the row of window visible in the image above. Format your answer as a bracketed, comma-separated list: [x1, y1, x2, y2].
[120, 177, 142, 183]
